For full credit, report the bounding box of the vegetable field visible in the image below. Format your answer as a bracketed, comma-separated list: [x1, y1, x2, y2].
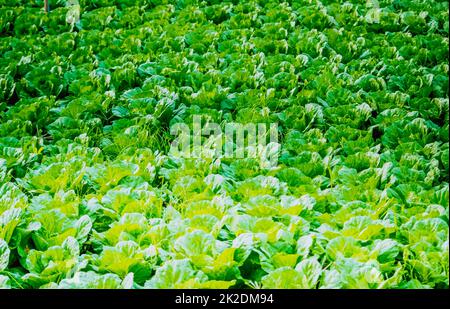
[0, 0, 449, 289]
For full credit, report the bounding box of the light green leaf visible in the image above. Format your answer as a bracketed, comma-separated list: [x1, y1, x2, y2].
[295, 257, 322, 288]
[0, 239, 10, 271]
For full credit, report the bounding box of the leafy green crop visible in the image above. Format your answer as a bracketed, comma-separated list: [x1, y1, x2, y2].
[0, 0, 448, 289]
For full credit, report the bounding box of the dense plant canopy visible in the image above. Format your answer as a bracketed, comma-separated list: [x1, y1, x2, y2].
[0, 0, 448, 289]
